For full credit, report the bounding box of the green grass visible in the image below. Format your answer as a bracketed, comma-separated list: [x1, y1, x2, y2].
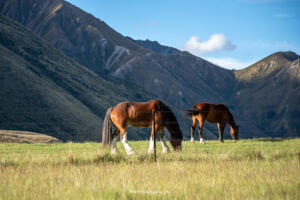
[0, 139, 300, 199]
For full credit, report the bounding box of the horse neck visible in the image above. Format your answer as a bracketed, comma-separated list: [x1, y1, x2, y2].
[226, 111, 237, 130]
[166, 122, 181, 137]
[161, 106, 182, 139]
[228, 119, 237, 131]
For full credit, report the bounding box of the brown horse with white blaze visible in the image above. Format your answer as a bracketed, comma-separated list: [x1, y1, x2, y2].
[102, 100, 183, 155]
[185, 103, 239, 143]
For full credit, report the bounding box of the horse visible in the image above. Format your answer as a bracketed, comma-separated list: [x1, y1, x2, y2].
[102, 100, 183, 155]
[185, 102, 239, 143]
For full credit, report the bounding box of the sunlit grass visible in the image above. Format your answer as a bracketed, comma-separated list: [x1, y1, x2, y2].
[0, 139, 300, 199]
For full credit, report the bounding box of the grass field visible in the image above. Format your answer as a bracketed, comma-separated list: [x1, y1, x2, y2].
[0, 139, 300, 199]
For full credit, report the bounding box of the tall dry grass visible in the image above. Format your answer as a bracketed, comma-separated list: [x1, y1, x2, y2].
[0, 139, 299, 199]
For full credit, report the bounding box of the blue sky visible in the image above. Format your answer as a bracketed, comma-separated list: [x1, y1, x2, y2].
[68, 0, 300, 69]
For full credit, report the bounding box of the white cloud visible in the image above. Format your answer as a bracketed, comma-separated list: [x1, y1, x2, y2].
[204, 57, 255, 70]
[183, 33, 236, 55]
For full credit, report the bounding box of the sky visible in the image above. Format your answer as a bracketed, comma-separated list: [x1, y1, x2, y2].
[67, 0, 300, 70]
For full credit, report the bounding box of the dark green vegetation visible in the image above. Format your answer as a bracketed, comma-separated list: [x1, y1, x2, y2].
[0, 0, 299, 141]
[0, 139, 300, 199]
[0, 15, 151, 141]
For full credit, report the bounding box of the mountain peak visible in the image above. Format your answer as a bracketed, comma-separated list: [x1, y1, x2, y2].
[269, 51, 299, 62]
[235, 51, 299, 81]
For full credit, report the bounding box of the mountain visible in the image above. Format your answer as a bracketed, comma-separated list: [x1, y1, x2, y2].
[233, 52, 300, 137]
[0, 0, 235, 139]
[1, 0, 299, 139]
[127, 37, 181, 54]
[0, 15, 151, 141]
[0, 0, 236, 106]
[0, 0, 147, 75]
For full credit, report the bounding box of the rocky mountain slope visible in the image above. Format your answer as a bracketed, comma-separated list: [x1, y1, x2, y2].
[233, 52, 300, 137]
[0, 15, 151, 141]
[0, 0, 236, 106]
[127, 37, 181, 54]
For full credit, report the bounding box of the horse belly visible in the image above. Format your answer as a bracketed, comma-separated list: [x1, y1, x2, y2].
[128, 114, 152, 128]
[128, 120, 152, 128]
[206, 112, 222, 123]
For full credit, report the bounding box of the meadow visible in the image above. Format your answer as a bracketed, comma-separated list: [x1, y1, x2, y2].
[0, 139, 300, 199]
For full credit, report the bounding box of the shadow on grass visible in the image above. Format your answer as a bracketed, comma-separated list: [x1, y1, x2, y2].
[0, 160, 20, 167]
[66, 150, 300, 166]
[2, 149, 299, 168]
[255, 138, 285, 142]
[67, 152, 159, 166]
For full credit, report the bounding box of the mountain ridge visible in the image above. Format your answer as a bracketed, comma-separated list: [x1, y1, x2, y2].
[127, 37, 181, 55]
[235, 51, 299, 81]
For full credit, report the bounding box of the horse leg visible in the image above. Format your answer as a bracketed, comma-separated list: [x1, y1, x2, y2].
[159, 129, 170, 153]
[120, 128, 136, 155]
[148, 123, 158, 154]
[111, 128, 120, 154]
[217, 122, 225, 143]
[198, 120, 205, 144]
[190, 116, 197, 143]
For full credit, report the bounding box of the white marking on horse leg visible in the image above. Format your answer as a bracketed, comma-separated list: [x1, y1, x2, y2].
[148, 136, 154, 154]
[111, 136, 119, 154]
[191, 137, 195, 143]
[121, 132, 135, 155]
[200, 138, 206, 144]
[160, 137, 170, 153]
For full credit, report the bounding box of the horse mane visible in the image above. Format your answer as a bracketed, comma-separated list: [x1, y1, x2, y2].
[221, 104, 237, 128]
[159, 102, 182, 140]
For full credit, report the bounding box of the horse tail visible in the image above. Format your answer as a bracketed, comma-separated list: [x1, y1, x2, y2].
[184, 108, 203, 117]
[101, 107, 114, 148]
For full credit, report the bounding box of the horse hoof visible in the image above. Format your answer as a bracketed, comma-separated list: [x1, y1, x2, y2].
[200, 139, 205, 144]
[220, 140, 224, 143]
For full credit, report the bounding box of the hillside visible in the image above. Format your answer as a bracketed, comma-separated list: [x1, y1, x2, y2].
[127, 37, 181, 54]
[233, 52, 300, 137]
[0, 0, 234, 139]
[0, 0, 236, 106]
[1, 0, 299, 139]
[0, 130, 60, 143]
[0, 15, 152, 141]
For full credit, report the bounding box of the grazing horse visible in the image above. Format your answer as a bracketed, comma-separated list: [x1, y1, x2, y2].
[185, 102, 239, 143]
[102, 100, 183, 155]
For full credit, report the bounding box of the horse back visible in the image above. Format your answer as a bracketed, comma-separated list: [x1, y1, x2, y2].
[194, 102, 232, 123]
[193, 102, 210, 112]
[111, 100, 162, 128]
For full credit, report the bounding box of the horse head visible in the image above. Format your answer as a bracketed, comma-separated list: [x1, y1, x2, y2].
[170, 131, 183, 151]
[230, 125, 239, 140]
